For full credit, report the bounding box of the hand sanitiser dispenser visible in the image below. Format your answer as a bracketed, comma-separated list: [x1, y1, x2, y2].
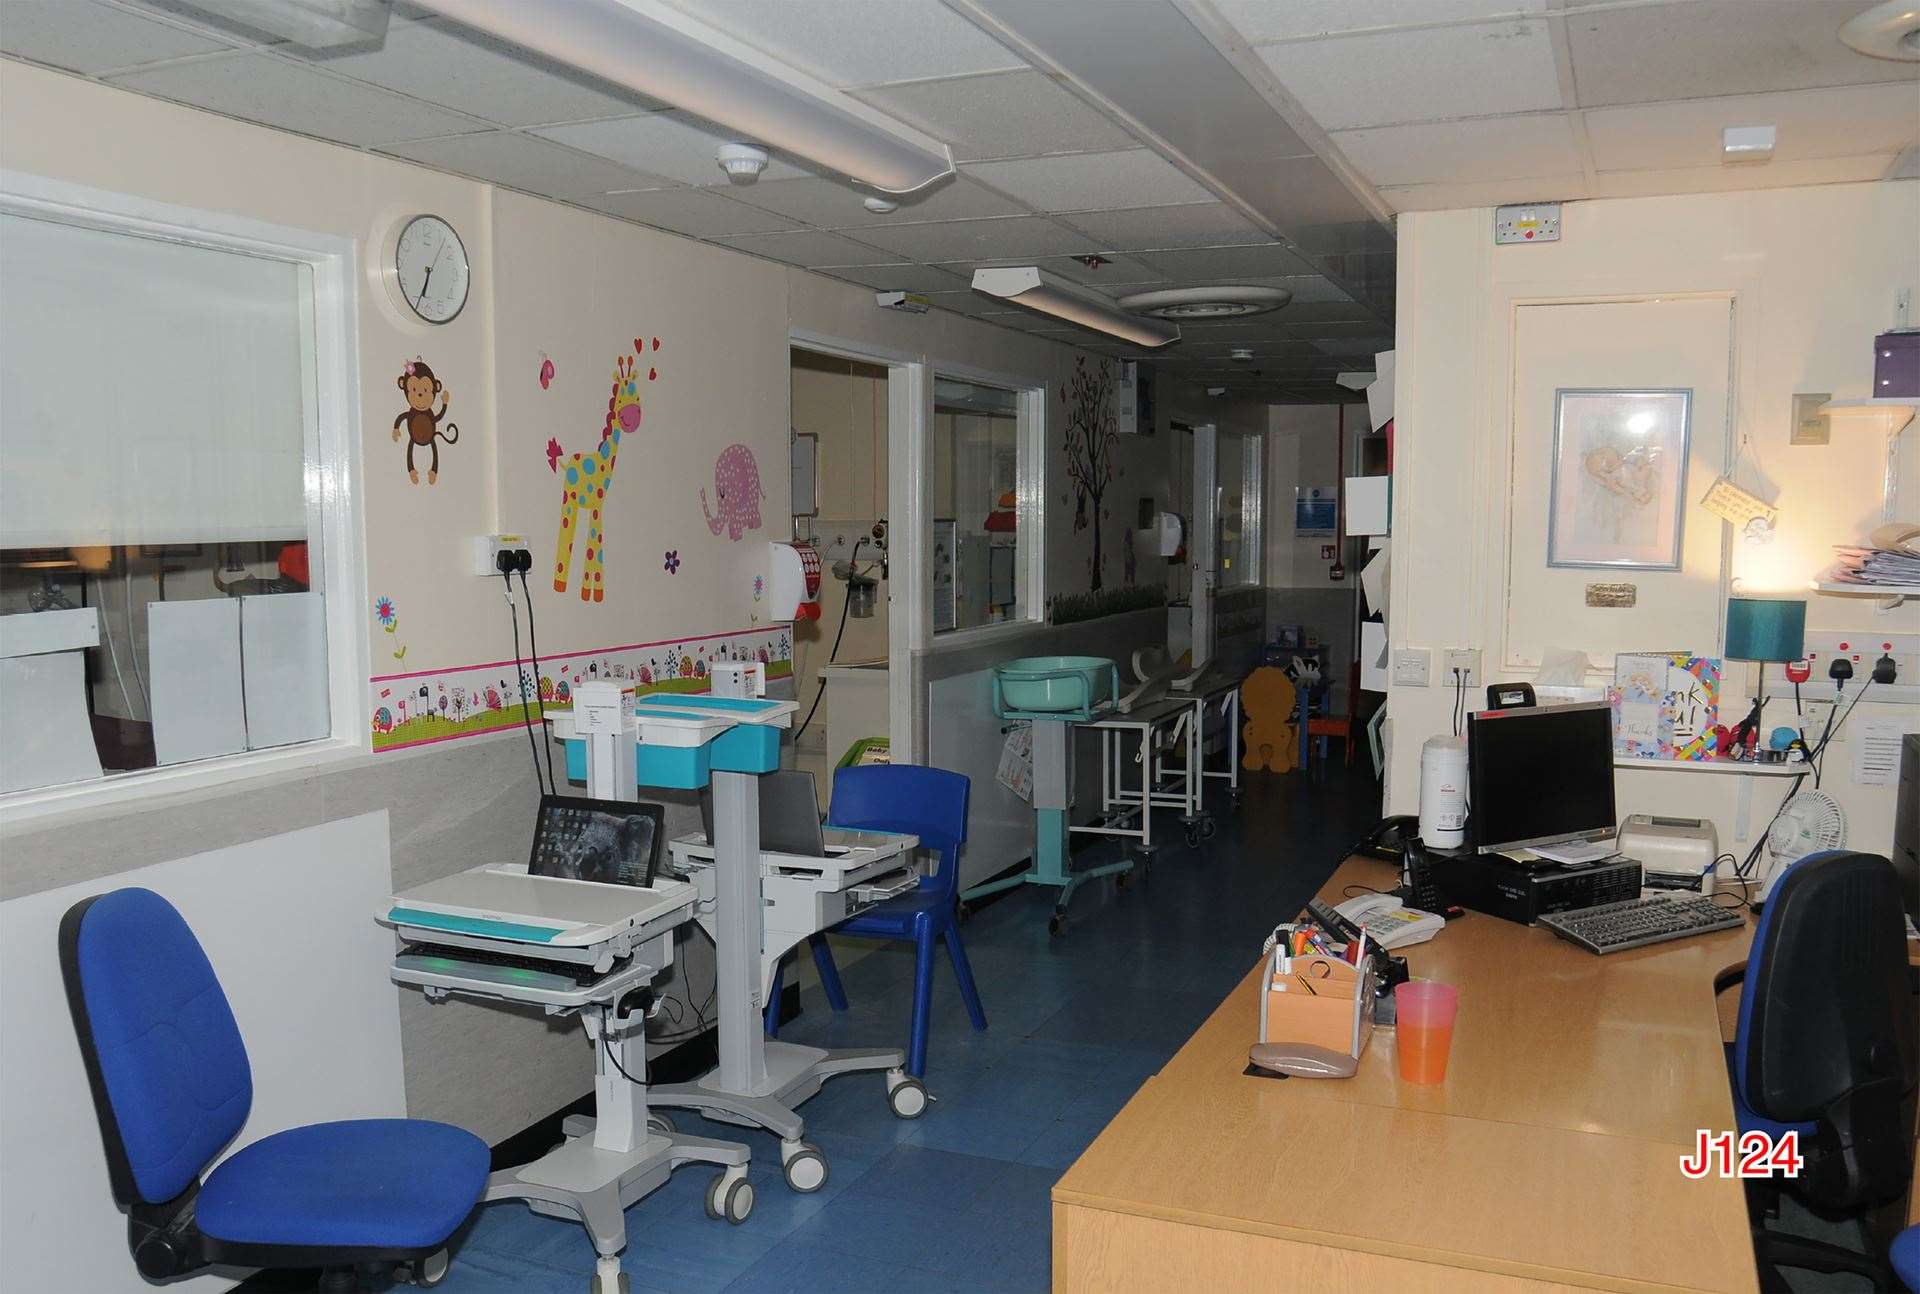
[1419, 736, 1469, 848]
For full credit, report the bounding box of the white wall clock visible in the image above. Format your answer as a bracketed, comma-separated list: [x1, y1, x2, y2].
[389, 214, 469, 325]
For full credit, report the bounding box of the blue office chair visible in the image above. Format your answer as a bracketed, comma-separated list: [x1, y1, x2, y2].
[61, 888, 490, 1292]
[764, 765, 985, 1077]
[1894, 1225, 1920, 1292]
[1719, 851, 1917, 1291]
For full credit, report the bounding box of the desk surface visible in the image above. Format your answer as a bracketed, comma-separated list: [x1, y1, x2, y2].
[1053, 856, 1763, 1293]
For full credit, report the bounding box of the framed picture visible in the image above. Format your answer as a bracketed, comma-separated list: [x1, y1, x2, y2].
[1547, 388, 1692, 569]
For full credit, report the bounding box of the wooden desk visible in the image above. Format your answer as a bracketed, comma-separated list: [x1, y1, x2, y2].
[1053, 856, 1763, 1293]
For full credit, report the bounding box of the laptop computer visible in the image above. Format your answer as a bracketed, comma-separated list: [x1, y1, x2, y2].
[699, 769, 871, 857]
[526, 794, 665, 887]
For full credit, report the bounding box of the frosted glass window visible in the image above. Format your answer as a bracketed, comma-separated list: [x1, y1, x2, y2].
[1216, 432, 1262, 588]
[932, 380, 1024, 633]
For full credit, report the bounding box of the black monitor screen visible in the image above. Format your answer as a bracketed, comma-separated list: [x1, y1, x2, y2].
[1466, 702, 1616, 853]
[527, 795, 663, 886]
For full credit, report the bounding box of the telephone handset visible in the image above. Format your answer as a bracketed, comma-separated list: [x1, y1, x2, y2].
[1357, 815, 1419, 862]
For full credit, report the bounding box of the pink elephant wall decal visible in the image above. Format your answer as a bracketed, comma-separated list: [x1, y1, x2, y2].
[700, 443, 764, 541]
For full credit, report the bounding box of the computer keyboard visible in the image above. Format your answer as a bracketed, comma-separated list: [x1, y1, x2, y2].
[1538, 895, 1745, 955]
[399, 941, 622, 989]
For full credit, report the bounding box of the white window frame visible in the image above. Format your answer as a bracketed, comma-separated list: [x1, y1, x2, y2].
[0, 170, 368, 827]
[925, 361, 1047, 648]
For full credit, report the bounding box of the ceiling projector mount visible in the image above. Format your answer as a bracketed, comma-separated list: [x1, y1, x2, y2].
[1118, 286, 1294, 320]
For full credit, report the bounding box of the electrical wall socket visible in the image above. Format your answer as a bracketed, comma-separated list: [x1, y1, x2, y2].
[1765, 630, 1918, 707]
[471, 533, 530, 577]
[1444, 648, 1482, 691]
[1392, 648, 1431, 688]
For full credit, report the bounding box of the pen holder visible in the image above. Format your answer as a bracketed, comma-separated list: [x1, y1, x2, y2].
[1258, 947, 1375, 1062]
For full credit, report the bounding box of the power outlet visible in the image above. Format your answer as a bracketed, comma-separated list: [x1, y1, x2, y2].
[1444, 648, 1482, 692]
[1392, 648, 1431, 688]
[1767, 631, 1919, 707]
[472, 533, 531, 577]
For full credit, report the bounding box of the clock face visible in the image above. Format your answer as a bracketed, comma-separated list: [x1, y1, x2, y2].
[394, 215, 469, 324]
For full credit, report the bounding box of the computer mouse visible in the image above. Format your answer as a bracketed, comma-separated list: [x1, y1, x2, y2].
[1248, 1042, 1358, 1079]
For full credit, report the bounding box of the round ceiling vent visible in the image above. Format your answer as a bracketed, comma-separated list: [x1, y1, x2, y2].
[1839, 2, 1920, 59]
[1118, 285, 1293, 320]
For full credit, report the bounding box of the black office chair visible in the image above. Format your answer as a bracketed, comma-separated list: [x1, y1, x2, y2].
[1721, 850, 1918, 1290]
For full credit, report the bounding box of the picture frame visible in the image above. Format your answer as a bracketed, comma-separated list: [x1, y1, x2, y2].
[1547, 388, 1692, 570]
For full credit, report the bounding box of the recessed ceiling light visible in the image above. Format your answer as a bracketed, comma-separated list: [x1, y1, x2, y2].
[1118, 286, 1293, 320]
[1839, 2, 1920, 59]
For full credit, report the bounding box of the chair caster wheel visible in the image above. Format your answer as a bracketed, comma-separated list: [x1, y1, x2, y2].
[1115, 869, 1132, 891]
[1201, 817, 1218, 840]
[886, 1070, 929, 1118]
[781, 1141, 829, 1192]
[1048, 912, 1065, 936]
[705, 1170, 754, 1224]
[399, 1249, 449, 1287]
[646, 1113, 675, 1136]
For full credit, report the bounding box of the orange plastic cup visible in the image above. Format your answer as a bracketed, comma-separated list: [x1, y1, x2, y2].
[1395, 981, 1459, 1084]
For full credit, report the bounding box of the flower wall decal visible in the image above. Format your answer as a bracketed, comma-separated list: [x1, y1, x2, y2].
[663, 550, 681, 575]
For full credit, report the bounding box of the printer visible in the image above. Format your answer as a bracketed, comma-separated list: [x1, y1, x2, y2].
[1617, 814, 1719, 895]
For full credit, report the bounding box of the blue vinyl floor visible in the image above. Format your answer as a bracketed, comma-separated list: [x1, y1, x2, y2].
[431, 769, 1376, 1294]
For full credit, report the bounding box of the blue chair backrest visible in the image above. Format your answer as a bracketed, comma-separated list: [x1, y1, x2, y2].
[827, 765, 970, 902]
[59, 888, 253, 1207]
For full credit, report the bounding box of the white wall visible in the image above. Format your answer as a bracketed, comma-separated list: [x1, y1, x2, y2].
[0, 813, 401, 1293]
[1387, 181, 1920, 861]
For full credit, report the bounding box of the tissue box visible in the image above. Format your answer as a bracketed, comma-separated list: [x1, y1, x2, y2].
[1876, 332, 1919, 399]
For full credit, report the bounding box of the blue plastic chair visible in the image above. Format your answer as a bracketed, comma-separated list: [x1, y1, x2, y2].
[1894, 1225, 1920, 1293]
[764, 765, 985, 1077]
[60, 888, 490, 1292]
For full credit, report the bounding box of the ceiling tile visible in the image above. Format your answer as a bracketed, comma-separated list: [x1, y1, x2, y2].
[379, 131, 671, 198]
[1182, 339, 1325, 359]
[0, 0, 234, 74]
[725, 174, 1024, 226]
[936, 253, 1167, 288]
[577, 187, 801, 236]
[853, 70, 1136, 161]
[1311, 337, 1396, 356]
[1566, 1, 1918, 110]
[965, 150, 1215, 213]
[1333, 113, 1579, 186]
[1256, 20, 1562, 129]
[1058, 202, 1269, 251]
[654, 0, 1023, 87]
[1211, 0, 1546, 42]
[1135, 244, 1322, 280]
[816, 263, 971, 292]
[306, 17, 664, 127]
[712, 228, 894, 266]
[1589, 153, 1898, 200]
[535, 112, 818, 186]
[850, 215, 1094, 261]
[1379, 173, 1588, 210]
[1585, 83, 1920, 172]
[107, 52, 484, 146]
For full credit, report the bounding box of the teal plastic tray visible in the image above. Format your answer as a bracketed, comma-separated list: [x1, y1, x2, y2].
[994, 656, 1117, 721]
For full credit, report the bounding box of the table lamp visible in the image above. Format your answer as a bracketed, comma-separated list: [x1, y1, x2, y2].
[1724, 596, 1806, 753]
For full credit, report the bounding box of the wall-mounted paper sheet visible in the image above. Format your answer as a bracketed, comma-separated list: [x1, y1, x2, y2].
[1360, 621, 1389, 693]
[241, 592, 329, 750]
[150, 598, 244, 766]
[0, 651, 102, 792]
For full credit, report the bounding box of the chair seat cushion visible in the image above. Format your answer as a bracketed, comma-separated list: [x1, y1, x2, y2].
[839, 889, 949, 938]
[197, 1119, 488, 1252]
[1891, 1224, 1920, 1291]
[1723, 1044, 1816, 1142]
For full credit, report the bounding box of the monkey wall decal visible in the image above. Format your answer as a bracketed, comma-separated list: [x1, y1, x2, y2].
[392, 358, 460, 484]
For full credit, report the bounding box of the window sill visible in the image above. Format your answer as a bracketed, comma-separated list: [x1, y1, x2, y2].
[0, 736, 374, 835]
[928, 618, 1046, 652]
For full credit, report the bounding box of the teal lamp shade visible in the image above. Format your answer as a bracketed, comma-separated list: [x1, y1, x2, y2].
[1724, 597, 1806, 663]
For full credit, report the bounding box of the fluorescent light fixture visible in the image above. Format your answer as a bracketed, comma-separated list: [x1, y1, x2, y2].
[173, 0, 391, 47]
[971, 267, 1180, 348]
[1722, 124, 1776, 163]
[416, 0, 955, 193]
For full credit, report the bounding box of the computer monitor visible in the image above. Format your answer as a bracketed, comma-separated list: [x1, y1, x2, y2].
[526, 794, 663, 887]
[1466, 701, 1616, 854]
[700, 769, 830, 857]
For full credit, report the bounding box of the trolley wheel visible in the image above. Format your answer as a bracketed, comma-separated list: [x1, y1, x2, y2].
[1201, 817, 1218, 841]
[1184, 826, 1203, 849]
[704, 1171, 754, 1224]
[886, 1070, 929, 1119]
[781, 1142, 829, 1193]
[1229, 790, 1244, 812]
[399, 1249, 449, 1287]
[1048, 912, 1065, 936]
[646, 1113, 675, 1136]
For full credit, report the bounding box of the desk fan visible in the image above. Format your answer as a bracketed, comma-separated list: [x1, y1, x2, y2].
[1758, 790, 1847, 901]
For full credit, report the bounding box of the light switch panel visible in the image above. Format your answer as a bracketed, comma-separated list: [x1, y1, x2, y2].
[1392, 648, 1431, 688]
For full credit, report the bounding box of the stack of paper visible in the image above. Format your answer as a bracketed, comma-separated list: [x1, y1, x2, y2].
[1827, 522, 1920, 587]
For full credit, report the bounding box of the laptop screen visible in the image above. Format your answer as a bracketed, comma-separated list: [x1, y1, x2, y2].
[527, 794, 664, 886]
[699, 770, 826, 857]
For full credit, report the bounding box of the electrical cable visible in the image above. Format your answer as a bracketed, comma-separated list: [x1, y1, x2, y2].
[517, 568, 558, 796]
[1735, 681, 1869, 878]
[602, 1031, 644, 1086]
[503, 572, 548, 796]
[793, 537, 864, 743]
[123, 566, 149, 718]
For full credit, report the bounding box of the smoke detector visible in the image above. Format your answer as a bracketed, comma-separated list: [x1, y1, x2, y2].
[863, 196, 899, 214]
[1839, 2, 1920, 59]
[1119, 285, 1293, 320]
[716, 143, 770, 184]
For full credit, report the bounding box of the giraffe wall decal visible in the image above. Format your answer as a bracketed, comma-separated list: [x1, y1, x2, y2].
[548, 338, 657, 601]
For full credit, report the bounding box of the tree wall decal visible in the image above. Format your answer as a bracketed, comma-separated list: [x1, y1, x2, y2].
[1062, 357, 1118, 592]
